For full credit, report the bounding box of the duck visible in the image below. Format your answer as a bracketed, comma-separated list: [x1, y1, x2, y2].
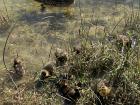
[35, 0, 74, 7]
[35, 0, 75, 14]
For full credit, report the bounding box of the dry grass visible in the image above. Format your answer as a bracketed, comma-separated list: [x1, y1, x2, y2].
[0, 0, 140, 105]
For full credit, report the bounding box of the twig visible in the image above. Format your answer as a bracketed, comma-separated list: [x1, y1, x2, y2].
[2, 0, 10, 20]
[89, 87, 103, 105]
[35, 48, 45, 67]
[48, 43, 54, 61]
[3, 23, 18, 89]
[110, 16, 124, 35]
[56, 93, 72, 102]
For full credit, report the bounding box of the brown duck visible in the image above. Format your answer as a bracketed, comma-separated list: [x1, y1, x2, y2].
[35, 0, 74, 7]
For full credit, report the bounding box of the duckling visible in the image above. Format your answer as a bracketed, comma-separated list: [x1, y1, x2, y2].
[116, 34, 131, 53]
[40, 63, 54, 79]
[56, 79, 80, 105]
[96, 80, 112, 97]
[55, 48, 68, 67]
[73, 45, 83, 54]
[94, 79, 112, 105]
[11, 57, 25, 79]
[116, 34, 130, 45]
[35, 63, 54, 89]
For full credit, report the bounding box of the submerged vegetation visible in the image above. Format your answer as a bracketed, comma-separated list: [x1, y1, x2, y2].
[0, 0, 140, 105]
